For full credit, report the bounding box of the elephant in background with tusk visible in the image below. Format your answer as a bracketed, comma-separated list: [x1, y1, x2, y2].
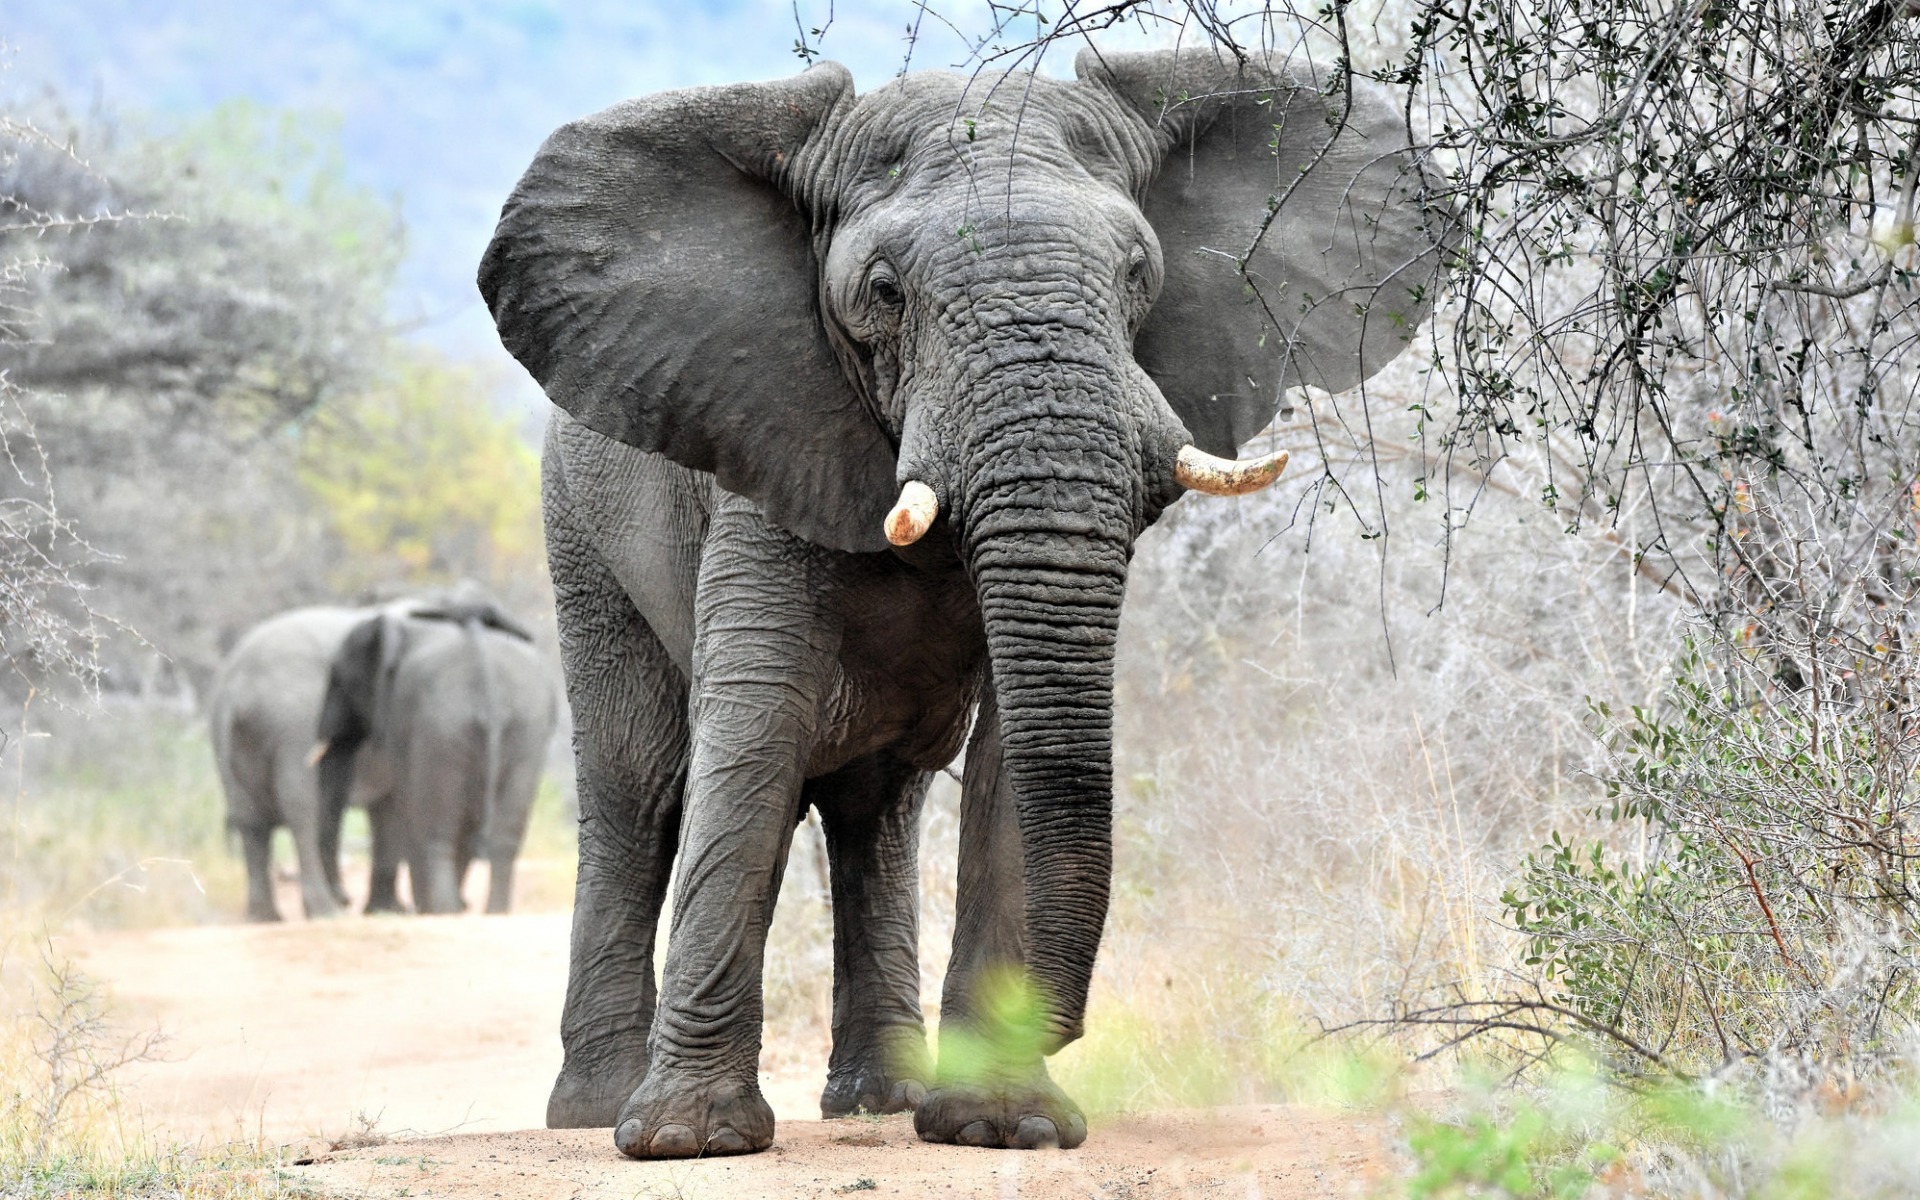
[210, 590, 557, 920]
[481, 44, 1450, 1156]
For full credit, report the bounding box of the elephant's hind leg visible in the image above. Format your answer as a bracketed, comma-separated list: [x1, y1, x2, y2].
[547, 492, 690, 1129]
[363, 800, 408, 914]
[812, 755, 933, 1117]
[481, 748, 545, 915]
[235, 820, 281, 922]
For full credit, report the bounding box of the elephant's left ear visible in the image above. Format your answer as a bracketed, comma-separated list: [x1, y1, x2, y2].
[1079, 47, 1454, 456]
[480, 62, 900, 553]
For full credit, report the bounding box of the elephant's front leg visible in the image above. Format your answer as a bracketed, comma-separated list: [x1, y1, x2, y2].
[616, 526, 837, 1160]
[812, 755, 932, 1117]
[546, 499, 689, 1128]
[617, 682, 825, 1157]
[917, 694, 1087, 1150]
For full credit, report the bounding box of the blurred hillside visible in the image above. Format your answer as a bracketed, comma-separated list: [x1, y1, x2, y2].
[0, 104, 547, 705]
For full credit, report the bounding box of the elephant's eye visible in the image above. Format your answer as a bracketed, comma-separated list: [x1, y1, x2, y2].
[870, 272, 904, 312]
[1126, 247, 1149, 286]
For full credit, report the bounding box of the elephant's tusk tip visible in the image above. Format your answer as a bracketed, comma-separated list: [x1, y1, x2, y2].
[884, 481, 939, 546]
[1173, 444, 1289, 496]
[305, 740, 330, 768]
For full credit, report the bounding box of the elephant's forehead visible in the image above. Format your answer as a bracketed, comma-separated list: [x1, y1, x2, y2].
[828, 70, 1149, 206]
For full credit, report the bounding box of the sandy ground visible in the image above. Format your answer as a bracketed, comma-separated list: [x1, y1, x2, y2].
[295, 1107, 1389, 1200]
[62, 868, 1393, 1199]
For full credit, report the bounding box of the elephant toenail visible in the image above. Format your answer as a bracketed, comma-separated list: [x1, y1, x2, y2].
[1015, 1116, 1060, 1149]
[1061, 1112, 1088, 1148]
[649, 1123, 701, 1157]
[706, 1126, 750, 1154]
[955, 1120, 999, 1147]
[614, 1120, 645, 1157]
[895, 1080, 928, 1111]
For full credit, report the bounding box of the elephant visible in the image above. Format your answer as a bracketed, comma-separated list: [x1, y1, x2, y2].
[213, 603, 397, 921]
[209, 594, 554, 920]
[479, 45, 1448, 1157]
[311, 597, 559, 916]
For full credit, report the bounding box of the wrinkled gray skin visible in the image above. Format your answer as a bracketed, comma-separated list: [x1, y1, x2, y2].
[481, 46, 1446, 1157]
[211, 604, 407, 921]
[313, 604, 559, 916]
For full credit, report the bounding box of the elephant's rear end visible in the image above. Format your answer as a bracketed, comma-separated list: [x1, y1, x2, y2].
[385, 618, 557, 914]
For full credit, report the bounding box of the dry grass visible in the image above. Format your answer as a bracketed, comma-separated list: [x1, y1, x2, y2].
[1, 699, 578, 930]
[0, 919, 317, 1197]
[3, 701, 247, 930]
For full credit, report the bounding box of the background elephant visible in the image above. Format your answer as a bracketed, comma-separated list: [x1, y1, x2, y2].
[211, 602, 408, 921]
[211, 591, 555, 920]
[481, 46, 1447, 1156]
[313, 597, 558, 916]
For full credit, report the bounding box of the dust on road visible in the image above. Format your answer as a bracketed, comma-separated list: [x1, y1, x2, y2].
[66, 901, 1391, 1199]
[296, 1107, 1387, 1200]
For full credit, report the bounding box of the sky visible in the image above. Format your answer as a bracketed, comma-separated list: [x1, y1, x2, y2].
[2, 0, 1168, 384]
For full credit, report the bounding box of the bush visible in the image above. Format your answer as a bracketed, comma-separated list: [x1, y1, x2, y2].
[1505, 634, 1920, 1079]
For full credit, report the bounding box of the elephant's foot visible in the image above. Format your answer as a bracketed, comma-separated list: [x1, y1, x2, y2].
[821, 1065, 927, 1118]
[613, 1070, 773, 1159]
[244, 901, 282, 923]
[364, 868, 405, 915]
[546, 1058, 647, 1129]
[914, 1066, 1086, 1150]
[299, 892, 344, 920]
[821, 1033, 930, 1117]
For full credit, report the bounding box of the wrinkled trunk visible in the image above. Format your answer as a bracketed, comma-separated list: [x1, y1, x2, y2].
[976, 562, 1123, 1047]
[960, 378, 1136, 1049]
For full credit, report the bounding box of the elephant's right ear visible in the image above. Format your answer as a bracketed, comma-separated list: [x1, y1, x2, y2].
[480, 63, 900, 554]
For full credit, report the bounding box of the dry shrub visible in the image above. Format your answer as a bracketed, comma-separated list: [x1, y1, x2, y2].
[3, 702, 248, 929]
[0, 928, 299, 1197]
[1102, 399, 1684, 1051]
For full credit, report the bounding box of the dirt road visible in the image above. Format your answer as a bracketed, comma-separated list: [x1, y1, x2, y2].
[295, 1107, 1387, 1200]
[67, 906, 1391, 1199]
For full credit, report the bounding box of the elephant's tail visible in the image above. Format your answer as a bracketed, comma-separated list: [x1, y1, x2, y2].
[463, 617, 506, 861]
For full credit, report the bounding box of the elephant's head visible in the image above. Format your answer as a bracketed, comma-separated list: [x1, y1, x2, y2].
[480, 47, 1447, 1047]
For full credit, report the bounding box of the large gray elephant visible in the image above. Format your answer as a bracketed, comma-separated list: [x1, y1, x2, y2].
[312, 599, 558, 916]
[210, 595, 555, 919]
[480, 46, 1447, 1157]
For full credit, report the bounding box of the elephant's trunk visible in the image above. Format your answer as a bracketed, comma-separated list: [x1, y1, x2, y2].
[975, 557, 1123, 1048]
[956, 380, 1138, 1051]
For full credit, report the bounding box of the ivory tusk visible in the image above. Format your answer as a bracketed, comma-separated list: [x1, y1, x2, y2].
[884, 481, 939, 546]
[305, 740, 331, 769]
[1173, 444, 1290, 496]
